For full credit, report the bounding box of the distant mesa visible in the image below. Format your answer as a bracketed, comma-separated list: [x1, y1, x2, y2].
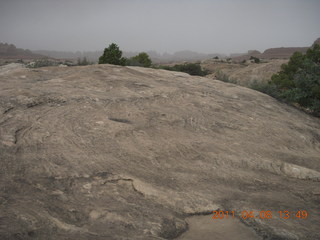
[32, 49, 226, 64]
[247, 50, 261, 55]
[262, 47, 309, 58]
[1, 37, 319, 64]
[0, 43, 45, 59]
[231, 37, 319, 62]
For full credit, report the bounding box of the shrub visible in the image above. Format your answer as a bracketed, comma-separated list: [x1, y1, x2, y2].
[77, 57, 90, 66]
[215, 70, 236, 83]
[27, 59, 57, 68]
[253, 44, 320, 116]
[126, 52, 152, 67]
[250, 82, 280, 98]
[250, 56, 260, 63]
[158, 63, 209, 76]
[99, 43, 126, 66]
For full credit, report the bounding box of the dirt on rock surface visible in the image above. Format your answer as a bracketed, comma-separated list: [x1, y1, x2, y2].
[0, 64, 320, 240]
[177, 215, 262, 240]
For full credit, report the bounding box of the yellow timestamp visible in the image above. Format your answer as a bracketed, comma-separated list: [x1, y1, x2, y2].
[212, 210, 308, 220]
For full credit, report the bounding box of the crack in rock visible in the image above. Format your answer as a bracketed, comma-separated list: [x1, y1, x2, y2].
[14, 127, 26, 144]
[108, 117, 132, 124]
[3, 106, 14, 114]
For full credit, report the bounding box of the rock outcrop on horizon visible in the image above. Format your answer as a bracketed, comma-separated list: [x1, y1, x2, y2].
[231, 38, 319, 62]
[0, 43, 44, 59]
[261, 47, 309, 58]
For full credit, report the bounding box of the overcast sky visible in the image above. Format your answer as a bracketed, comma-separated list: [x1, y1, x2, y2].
[0, 0, 319, 54]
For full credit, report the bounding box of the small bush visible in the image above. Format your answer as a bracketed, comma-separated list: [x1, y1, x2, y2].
[27, 59, 57, 68]
[250, 56, 260, 63]
[157, 63, 209, 76]
[126, 52, 152, 67]
[77, 57, 90, 66]
[215, 70, 236, 83]
[250, 82, 280, 98]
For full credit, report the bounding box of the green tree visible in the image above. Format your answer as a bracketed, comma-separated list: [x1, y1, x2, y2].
[255, 44, 320, 116]
[99, 43, 126, 66]
[271, 52, 305, 89]
[128, 52, 152, 67]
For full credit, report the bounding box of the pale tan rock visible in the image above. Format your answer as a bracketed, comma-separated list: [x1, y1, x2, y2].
[0, 64, 319, 239]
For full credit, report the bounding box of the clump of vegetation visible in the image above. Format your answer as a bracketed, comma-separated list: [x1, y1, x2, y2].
[251, 81, 279, 98]
[99, 43, 126, 66]
[27, 59, 57, 68]
[62, 60, 75, 66]
[98, 43, 209, 76]
[241, 59, 247, 64]
[26, 59, 75, 68]
[250, 56, 260, 63]
[215, 70, 236, 83]
[126, 52, 152, 67]
[77, 57, 90, 66]
[158, 63, 209, 76]
[99, 44, 152, 68]
[251, 44, 320, 116]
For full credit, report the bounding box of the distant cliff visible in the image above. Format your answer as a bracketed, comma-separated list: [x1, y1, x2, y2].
[232, 38, 319, 62]
[0, 43, 44, 59]
[261, 47, 309, 58]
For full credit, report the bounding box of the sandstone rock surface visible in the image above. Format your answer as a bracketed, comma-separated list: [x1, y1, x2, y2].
[0, 64, 320, 239]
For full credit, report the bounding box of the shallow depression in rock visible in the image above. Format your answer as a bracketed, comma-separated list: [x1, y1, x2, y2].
[177, 215, 262, 240]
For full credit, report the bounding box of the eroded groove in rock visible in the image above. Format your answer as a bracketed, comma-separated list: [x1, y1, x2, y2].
[3, 106, 14, 114]
[14, 127, 26, 144]
[108, 117, 132, 124]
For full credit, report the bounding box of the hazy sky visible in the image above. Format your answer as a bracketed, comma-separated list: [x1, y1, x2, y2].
[1, 0, 319, 54]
